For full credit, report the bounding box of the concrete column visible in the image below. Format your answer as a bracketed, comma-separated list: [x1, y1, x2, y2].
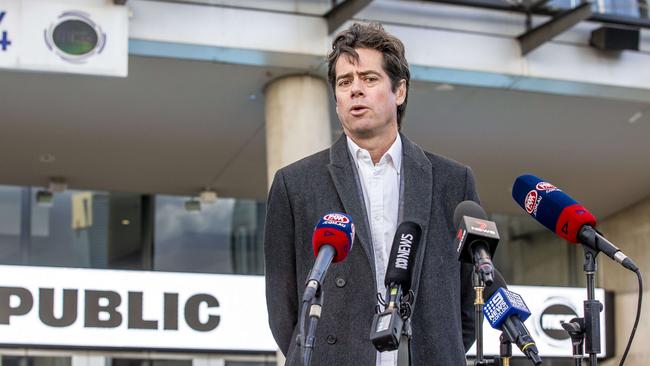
[598, 196, 650, 366]
[264, 75, 332, 366]
[265, 75, 332, 188]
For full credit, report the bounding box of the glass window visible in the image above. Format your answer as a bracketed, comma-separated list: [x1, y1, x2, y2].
[154, 196, 265, 275]
[0, 356, 71, 366]
[0, 184, 267, 275]
[109, 358, 191, 366]
[0, 185, 152, 270]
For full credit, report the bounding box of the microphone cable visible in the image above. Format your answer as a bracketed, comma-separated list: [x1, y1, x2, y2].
[619, 269, 643, 366]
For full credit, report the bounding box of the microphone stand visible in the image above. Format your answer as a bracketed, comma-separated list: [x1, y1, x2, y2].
[583, 246, 602, 366]
[473, 272, 491, 366]
[397, 319, 412, 366]
[562, 318, 585, 366]
[565, 245, 602, 366]
[302, 287, 324, 366]
[499, 332, 512, 366]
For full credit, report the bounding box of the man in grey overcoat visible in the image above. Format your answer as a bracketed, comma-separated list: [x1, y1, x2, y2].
[264, 23, 479, 365]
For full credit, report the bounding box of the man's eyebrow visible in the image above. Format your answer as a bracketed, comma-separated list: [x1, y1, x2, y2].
[336, 72, 353, 82]
[358, 70, 381, 76]
[336, 70, 381, 81]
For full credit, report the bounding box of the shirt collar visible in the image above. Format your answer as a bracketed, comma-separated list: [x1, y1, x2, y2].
[346, 134, 402, 173]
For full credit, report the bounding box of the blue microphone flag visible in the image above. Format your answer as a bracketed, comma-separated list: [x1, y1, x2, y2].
[483, 288, 531, 329]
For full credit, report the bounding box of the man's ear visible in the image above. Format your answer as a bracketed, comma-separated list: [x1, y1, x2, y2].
[396, 79, 407, 106]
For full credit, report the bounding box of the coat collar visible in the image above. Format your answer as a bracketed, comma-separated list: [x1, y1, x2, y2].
[327, 133, 433, 281]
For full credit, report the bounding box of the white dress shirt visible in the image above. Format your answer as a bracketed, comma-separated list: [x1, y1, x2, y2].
[347, 135, 402, 366]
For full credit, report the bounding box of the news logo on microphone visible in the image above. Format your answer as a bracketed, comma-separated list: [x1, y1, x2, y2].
[484, 288, 531, 329]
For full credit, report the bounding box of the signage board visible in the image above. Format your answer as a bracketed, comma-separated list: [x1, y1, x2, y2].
[0, 0, 127, 77]
[0, 265, 276, 351]
[467, 285, 610, 358]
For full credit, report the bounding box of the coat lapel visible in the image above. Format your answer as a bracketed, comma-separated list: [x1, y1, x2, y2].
[399, 134, 433, 301]
[327, 135, 376, 276]
[400, 134, 433, 231]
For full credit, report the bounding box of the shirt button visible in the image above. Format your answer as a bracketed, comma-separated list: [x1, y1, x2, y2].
[326, 335, 337, 345]
[335, 277, 346, 288]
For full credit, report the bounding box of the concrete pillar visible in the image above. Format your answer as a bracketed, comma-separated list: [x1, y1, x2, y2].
[264, 75, 332, 366]
[265, 75, 332, 188]
[598, 196, 650, 366]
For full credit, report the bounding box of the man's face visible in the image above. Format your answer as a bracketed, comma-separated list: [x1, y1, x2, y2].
[334, 48, 406, 141]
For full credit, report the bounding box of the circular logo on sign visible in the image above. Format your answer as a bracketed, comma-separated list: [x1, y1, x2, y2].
[524, 190, 538, 214]
[44, 11, 106, 64]
[323, 213, 350, 224]
[536, 297, 578, 347]
[536, 182, 557, 191]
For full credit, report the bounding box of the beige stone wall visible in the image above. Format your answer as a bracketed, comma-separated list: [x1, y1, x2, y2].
[598, 196, 650, 366]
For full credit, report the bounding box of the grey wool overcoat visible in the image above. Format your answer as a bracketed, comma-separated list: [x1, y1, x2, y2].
[264, 133, 479, 365]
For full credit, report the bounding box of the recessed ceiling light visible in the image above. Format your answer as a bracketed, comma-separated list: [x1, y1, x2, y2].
[121, 219, 130, 225]
[39, 153, 56, 163]
[199, 189, 218, 204]
[435, 83, 455, 91]
[628, 111, 642, 124]
[49, 177, 67, 193]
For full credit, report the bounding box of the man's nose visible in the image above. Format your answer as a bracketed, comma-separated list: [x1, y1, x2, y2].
[350, 78, 365, 98]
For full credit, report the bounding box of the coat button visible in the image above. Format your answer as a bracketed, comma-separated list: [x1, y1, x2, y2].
[335, 277, 346, 288]
[326, 335, 337, 345]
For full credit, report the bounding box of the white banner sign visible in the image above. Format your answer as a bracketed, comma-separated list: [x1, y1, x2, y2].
[0, 265, 276, 351]
[0, 0, 128, 77]
[0, 264, 610, 358]
[467, 285, 609, 358]
[0, 1, 19, 67]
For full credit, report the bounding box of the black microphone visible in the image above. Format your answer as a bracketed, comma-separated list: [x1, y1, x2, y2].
[370, 221, 422, 352]
[453, 201, 499, 286]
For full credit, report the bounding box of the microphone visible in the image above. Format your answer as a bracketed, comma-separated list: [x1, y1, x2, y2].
[370, 221, 422, 352]
[303, 212, 355, 302]
[484, 287, 542, 365]
[512, 174, 638, 271]
[453, 200, 499, 286]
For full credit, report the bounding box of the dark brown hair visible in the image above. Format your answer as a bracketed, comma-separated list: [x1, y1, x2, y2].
[327, 22, 410, 128]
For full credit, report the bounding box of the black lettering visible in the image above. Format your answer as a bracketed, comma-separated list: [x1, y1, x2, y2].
[39, 288, 77, 327]
[84, 290, 122, 328]
[164, 293, 178, 330]
[127, 291, 158, 329]
[0, 287, 33, 324]
[184, 294, 219, 332]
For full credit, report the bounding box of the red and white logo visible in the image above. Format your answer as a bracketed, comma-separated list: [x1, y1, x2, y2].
[323, 213, 350, 224]
[536, 182, 557, 192]
[473, 220, 488, 230]
[525, 190, 538, 214]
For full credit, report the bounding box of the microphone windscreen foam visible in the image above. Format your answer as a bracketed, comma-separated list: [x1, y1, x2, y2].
[512, 174, 596, 243]
[385, 221, 422, 291]
[453, 200, 487, 229]
[312, 212, 355, 263]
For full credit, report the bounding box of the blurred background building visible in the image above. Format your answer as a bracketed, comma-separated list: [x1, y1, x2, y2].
[1, 0, 649, 365]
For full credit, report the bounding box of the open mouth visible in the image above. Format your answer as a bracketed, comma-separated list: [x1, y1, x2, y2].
[350, 105, 369, 116]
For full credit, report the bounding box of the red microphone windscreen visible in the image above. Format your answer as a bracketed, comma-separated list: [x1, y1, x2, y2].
[312, 213, 354, 263]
